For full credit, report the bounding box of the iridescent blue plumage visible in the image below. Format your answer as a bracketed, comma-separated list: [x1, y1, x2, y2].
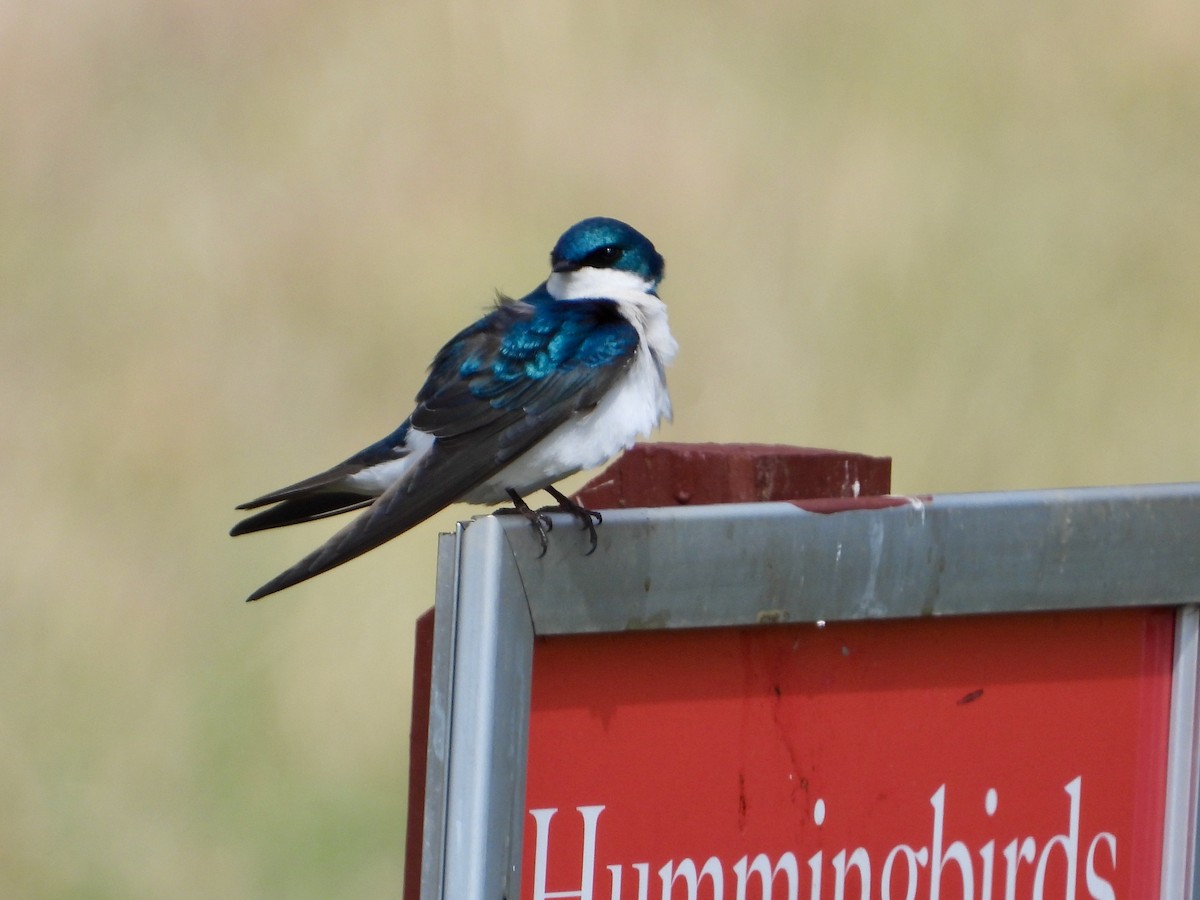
[233, 217, 676, 601]
[444, 293, 637, 378]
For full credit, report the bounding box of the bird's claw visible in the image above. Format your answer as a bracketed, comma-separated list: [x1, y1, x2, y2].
[542, 486, 603, 555]
[502, 488, 603, 556]
[502, 489, 553, 557]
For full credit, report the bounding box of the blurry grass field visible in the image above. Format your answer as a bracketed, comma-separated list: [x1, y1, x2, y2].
[3, 0, 1198, 895]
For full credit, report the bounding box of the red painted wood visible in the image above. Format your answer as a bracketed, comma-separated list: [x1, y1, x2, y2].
[572, 442, 891, 509]
[403, 608, 435, 900]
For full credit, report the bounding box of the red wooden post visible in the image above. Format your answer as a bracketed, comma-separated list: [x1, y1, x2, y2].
[573, 442, 890, 508]
[403, 609, 436, 900]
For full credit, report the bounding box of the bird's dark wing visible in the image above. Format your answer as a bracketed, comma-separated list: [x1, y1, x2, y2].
[229, 493, 375, 535]
[244, 297, 639, 601]
[230, 423, 414, 535]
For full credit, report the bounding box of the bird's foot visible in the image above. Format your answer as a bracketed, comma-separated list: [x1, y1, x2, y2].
[499, 489, 553, 557]
[539, 486, 603, 555]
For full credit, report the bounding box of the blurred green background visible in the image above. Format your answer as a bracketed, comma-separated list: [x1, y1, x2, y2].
[3, 0, 1198, 895]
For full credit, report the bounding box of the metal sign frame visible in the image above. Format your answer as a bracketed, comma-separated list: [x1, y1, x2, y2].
[418, 484, 1200, 899]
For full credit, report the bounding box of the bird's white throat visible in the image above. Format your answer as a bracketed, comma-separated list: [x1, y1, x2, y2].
[546, 266, 658, 302]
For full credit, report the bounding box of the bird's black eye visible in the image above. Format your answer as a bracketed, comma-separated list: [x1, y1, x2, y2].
[582, 245, 623, 268]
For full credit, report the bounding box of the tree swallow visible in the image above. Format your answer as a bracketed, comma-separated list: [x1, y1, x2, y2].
[232, 217, 677, 602]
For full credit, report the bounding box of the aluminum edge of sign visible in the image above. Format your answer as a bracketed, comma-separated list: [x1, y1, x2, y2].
[428, 516, 534, 900]
[418, 532, 460, 900]
[1163, 606, 1200, 900]
[491, 483, 1200, 634]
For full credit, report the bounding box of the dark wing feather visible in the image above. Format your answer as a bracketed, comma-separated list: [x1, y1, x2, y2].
[234, 464, 372, 512]
[229, 493, 374, 535]
[230, 423, 414, 534]
[244, 297, 639, 601]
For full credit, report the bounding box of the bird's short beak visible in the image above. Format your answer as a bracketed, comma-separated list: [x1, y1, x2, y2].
[552, 259, 580, 274]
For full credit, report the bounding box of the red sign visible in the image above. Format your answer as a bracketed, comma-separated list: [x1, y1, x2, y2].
[523, 608, 1173, 899]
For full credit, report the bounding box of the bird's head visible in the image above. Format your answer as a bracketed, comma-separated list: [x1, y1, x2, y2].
[547, 217, 665, 298]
